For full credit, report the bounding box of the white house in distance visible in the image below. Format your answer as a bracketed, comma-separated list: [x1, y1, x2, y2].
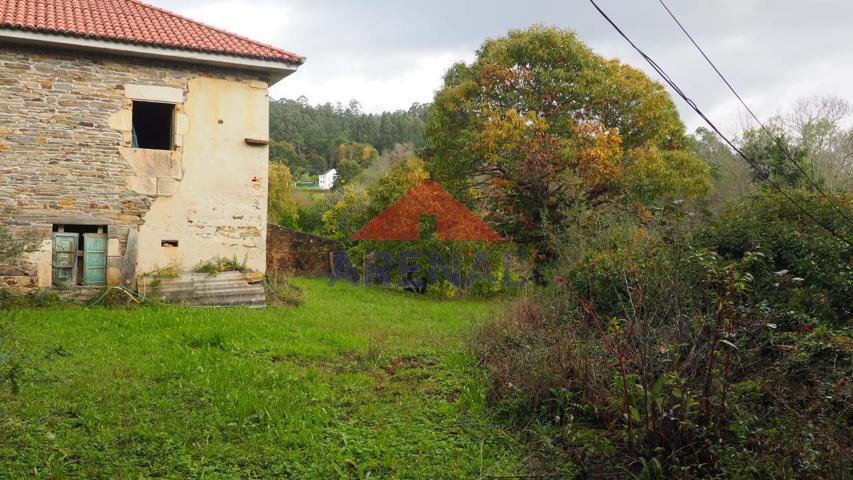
[318, 169, 338, 190]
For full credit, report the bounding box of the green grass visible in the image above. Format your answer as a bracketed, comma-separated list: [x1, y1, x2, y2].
[292, 189, 330, 208]
[0, 279, 527, 479]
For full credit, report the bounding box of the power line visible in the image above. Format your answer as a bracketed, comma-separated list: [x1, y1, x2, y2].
[655, 0, 853, 228]
[587, 0, 852, 247]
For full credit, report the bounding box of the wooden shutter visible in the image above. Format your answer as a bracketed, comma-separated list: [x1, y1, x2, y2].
[83, 233, 107, 286]
[52, 233, 78, 287]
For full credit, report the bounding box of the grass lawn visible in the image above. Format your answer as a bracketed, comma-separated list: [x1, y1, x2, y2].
[291, 189, 329, 209]
[0, 278, 528, 479]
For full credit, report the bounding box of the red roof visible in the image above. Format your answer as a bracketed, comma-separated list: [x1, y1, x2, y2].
[352, 182, 503, 242]
[0, 0, 304, 64]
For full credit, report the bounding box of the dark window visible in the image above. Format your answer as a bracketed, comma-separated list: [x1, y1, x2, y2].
[161, 240, 179, 248]
[132, 101, 175, 150]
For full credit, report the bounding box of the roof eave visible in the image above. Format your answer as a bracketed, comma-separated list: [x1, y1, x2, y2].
[0, 27, 301, 85]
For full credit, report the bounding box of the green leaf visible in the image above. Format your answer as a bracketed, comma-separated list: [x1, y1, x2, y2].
[652, 376, 665, 397]
[629, 405, 642, 422]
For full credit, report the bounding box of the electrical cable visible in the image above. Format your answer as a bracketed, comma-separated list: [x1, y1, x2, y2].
[588, 0, 852, 247]
[656, 0, 853, 227]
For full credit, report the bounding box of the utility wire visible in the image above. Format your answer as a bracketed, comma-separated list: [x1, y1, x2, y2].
[655, 0, 853, 228]
[588, 0, 853, 247]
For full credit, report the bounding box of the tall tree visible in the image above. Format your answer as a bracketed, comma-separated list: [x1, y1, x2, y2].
[739, 123, 811, 189]
[268, 164, 299, 228]
[270, 140, 298, 165]
[424, 26, 709, 251]
[688, 127, 754, 210]
[268, 98, 427, 177]
[323, 156, 429, 239]
[735, 96, 853, 193]
[784, 95, 853, 192]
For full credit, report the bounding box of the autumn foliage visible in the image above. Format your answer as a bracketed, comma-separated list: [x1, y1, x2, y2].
[424, 26, 710, 250]
[352, 182, 502, 242]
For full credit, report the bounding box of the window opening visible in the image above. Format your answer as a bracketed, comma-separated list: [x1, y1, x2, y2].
[131, 101, 175, 150]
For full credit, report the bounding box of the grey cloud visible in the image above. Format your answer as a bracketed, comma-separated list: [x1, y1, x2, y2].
[152, 0, 853, 129]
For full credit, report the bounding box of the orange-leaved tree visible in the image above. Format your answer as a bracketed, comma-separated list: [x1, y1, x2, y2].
[424, 26, 709, 254]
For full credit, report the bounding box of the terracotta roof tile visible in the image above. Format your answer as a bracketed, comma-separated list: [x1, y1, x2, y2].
[0, 0, 304, 64]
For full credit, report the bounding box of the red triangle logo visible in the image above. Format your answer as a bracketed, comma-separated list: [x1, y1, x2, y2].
[351, 182, 503, 242]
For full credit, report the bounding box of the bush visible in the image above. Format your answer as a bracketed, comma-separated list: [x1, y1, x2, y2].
[344, 238, 527, 297]
[296, 205, 325, 234]
[264, 273, 304, 306]
[0, 211, 40, 266]
[0, 288, 66, 309]
[0, 216, 70, 394]
[475, 200, 851, 478]
[268, 163, 299, 227]
[192, 256, 249, 276]
[322, 156, 429, 239]
[475, 297, 606, 416]
[701, 189, 852, 324]
[426, 279, 458, 299]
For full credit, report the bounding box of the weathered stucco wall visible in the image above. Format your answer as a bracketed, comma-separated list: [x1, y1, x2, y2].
[135, 76, 270, 274]
[0, 43, 271, 288]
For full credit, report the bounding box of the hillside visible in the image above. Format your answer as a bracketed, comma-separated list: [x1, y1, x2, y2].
[269, 97, 427, 180]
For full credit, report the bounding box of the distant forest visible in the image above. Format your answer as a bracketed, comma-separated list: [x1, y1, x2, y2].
[268, 97, 428, 180]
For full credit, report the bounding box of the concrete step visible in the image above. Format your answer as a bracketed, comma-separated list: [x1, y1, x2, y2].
[138, 271, 267, 307]
[143, 280, 260, 292]
[185, 293, 267, 307]
[148, 285, 265, 298]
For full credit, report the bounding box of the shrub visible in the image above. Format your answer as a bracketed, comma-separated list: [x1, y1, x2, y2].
[192, 256, 249, 276]
[426, 279, 458, 299]
[343, 239, 527, 297]
[0, 210, 40, 266]
[474, 297, 607, 416]
[268, 163, 299, 227]
[475, 201, 851, 478]
[0, 288, 66, 309]
[296, 205, 325, 234]
[264, 273, 304, 306]
[0, 217, 69, 393]
[700, 189, 852, 324]
[468, 276, 502, 298]
[139, 263, 180, 287]
[322, 156, 429, 239]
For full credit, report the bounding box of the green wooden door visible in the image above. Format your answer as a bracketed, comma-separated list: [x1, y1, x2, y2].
[52, 233, 78, 287]
[83, 233, 107, 286]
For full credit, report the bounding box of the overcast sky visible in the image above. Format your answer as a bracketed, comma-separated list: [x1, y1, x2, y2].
[154, 0, 853, 134]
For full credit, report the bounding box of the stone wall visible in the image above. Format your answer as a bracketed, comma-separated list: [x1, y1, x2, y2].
[0, 43, 271, 289]
[266, 224, 339, 277]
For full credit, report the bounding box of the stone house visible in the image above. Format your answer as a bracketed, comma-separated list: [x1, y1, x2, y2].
[0, 0, 304, 290]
